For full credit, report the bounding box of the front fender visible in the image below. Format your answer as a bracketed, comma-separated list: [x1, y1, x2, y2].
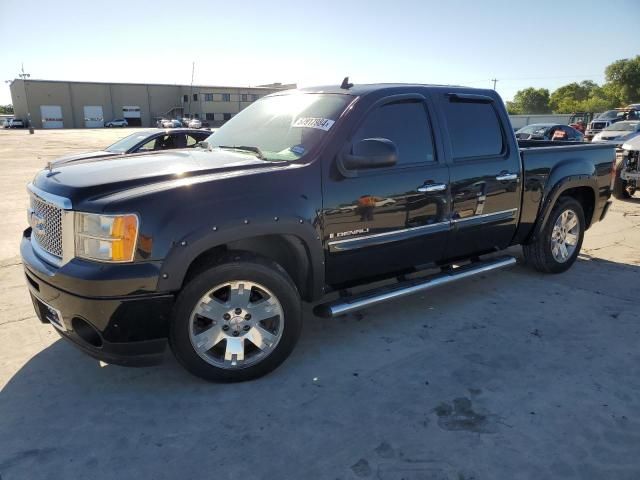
[156, 215, 324, 298]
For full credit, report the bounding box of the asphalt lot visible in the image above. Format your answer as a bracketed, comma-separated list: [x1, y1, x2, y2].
[1, 128, 640, 480]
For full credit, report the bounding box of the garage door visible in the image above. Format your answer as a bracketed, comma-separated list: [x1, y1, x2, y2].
[84, 105, 104, 128]
[40, 105, 63, 129]
[123, 106, 141, 126]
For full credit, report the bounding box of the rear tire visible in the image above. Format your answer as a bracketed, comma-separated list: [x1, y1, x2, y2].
[523, 196, 585, 274]
[170, 253, 302, 382]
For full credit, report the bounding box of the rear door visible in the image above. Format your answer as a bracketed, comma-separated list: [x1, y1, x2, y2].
[323, 94, 451, 285]
[436, 93, 521, 259]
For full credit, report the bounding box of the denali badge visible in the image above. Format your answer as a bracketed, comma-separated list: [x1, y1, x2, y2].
[329, 228, 370, 239]
[29, 210, 46, 236]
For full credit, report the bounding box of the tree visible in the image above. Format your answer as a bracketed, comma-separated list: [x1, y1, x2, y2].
[605, 56, 640, 105]
[0, 105, 13, 114]
[549, 81, 618, 113]
[506, 88, 551, 114]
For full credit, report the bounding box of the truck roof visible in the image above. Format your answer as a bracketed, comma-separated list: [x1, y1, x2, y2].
[277, 83, 491, 97]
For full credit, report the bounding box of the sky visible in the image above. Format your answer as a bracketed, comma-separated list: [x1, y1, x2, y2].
[1, 0, 639, 105]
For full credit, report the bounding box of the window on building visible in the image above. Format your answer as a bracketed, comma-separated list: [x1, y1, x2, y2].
[204, 93, 214, 102]
[194, 113, 199, 118]
[205, 113, 215, 121]
[223, 113, 232, 121]
[222, 94, 231, 102]
[442, 99, 503, 159]
[353, 100, 436, 166]
[193, 93, 198, 101]
[251, 94, 259, 101]
[241, 94, 248, 102]
[183, 95, 188, 102]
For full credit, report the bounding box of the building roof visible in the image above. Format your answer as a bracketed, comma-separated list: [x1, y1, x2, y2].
[10, 78, 295, 90]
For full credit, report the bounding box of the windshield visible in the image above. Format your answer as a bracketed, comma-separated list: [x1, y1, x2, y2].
[597, 110, 622, 120]
[517, 125, 550, 135]
[205, 93, 352, 161]
[604, 121, 639, 132]
[105, 132, 153, 153]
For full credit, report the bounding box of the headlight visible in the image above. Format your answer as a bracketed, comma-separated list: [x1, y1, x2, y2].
[75, 213, 139, 262]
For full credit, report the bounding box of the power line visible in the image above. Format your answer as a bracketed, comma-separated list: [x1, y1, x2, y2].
[463, 73, 605, 85]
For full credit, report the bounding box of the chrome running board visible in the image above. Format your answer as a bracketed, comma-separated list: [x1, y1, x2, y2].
[313, 256, 517, 318]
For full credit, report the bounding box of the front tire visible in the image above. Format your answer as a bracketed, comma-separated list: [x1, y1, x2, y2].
[613, 158, 636, 199]
[170, 253, 302, 382]
[523, 196, 585, 273]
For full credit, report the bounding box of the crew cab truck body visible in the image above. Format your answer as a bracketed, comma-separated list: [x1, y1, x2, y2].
[21, 84, 615, 381]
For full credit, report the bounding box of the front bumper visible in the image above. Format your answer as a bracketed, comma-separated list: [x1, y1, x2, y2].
[21, 228, 174, 366]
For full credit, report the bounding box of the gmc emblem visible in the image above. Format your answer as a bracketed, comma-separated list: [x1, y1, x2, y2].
[29, 210, 46, 236]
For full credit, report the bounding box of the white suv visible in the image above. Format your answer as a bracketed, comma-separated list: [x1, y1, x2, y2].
[3, 118, 24, 128]
[105, 118, 128, 128]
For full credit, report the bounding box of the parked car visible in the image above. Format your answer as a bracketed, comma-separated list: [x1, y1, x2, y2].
[4, 118, 24, 128]
[105, 118, 128, 128]
[515, 123, 584, 141]
[159, 119, 183, 128]
[188, 118, 202, 129]
[585, 108, 639, 141]
[591, 121, 640, 146]
[613, 135, 640, 199]
[48, 128, 211, 167]
[21, 82, 614, 382]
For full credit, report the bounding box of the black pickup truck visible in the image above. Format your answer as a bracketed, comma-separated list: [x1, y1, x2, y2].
[21, 82, 615, 382]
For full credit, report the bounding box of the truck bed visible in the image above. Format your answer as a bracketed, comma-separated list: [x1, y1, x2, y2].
[514, 141, 616, 244]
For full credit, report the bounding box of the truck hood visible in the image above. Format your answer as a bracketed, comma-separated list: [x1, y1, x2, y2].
[622, 134, 640, 151]
[50, 150, 120, 165]
[32, 149, 280, 204]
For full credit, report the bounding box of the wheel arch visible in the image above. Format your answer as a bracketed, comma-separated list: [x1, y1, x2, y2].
[528, 175, 597, 243]
[157, 222, 324, 302]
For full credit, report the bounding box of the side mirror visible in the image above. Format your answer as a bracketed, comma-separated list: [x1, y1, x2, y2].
[342, 138, 398, 170]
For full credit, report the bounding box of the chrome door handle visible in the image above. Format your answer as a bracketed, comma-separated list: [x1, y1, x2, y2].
[418, 183, 447, 193]
[495, 172, 518, 181]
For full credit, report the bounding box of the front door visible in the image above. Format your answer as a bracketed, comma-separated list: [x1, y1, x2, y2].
[323, 95, 451, 286]
[435, 93, 521, 259]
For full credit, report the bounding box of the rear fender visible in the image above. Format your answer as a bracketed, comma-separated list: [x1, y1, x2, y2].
[529, 158, 598, 241]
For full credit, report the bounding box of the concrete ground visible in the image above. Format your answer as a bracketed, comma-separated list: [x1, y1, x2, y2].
[1, 128, 639, 480]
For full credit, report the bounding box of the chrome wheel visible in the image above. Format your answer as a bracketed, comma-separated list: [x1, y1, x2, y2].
[188, 281, 284, 369]
[550, 209, 579, 263]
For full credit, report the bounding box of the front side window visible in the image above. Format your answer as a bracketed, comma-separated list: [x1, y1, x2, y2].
[443, 99, 503, 159]
[352, 100, 435, 165]
[206, 93, 351, 162]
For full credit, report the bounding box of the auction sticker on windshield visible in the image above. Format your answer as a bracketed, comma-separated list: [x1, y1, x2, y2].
[292, 117, 335, 131]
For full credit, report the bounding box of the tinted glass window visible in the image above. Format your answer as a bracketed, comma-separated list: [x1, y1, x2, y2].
[353, 101, 435, 165]
[443, 100, 503, 159]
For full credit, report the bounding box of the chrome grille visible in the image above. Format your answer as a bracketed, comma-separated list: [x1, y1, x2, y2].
[30, 194, 63, 258]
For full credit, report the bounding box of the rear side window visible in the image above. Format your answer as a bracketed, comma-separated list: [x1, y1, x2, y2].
[443, 99, 503, 159]
[353, 101, 435, 165]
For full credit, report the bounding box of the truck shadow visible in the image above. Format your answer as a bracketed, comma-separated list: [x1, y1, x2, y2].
[1, 250, 639, 478]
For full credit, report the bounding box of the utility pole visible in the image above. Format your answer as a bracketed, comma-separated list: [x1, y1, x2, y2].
[491, 78, 498, 90]
[188, 62, 195, 119]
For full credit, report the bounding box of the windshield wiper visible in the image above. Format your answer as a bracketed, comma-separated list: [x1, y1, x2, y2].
[216, 145, 266, 160]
